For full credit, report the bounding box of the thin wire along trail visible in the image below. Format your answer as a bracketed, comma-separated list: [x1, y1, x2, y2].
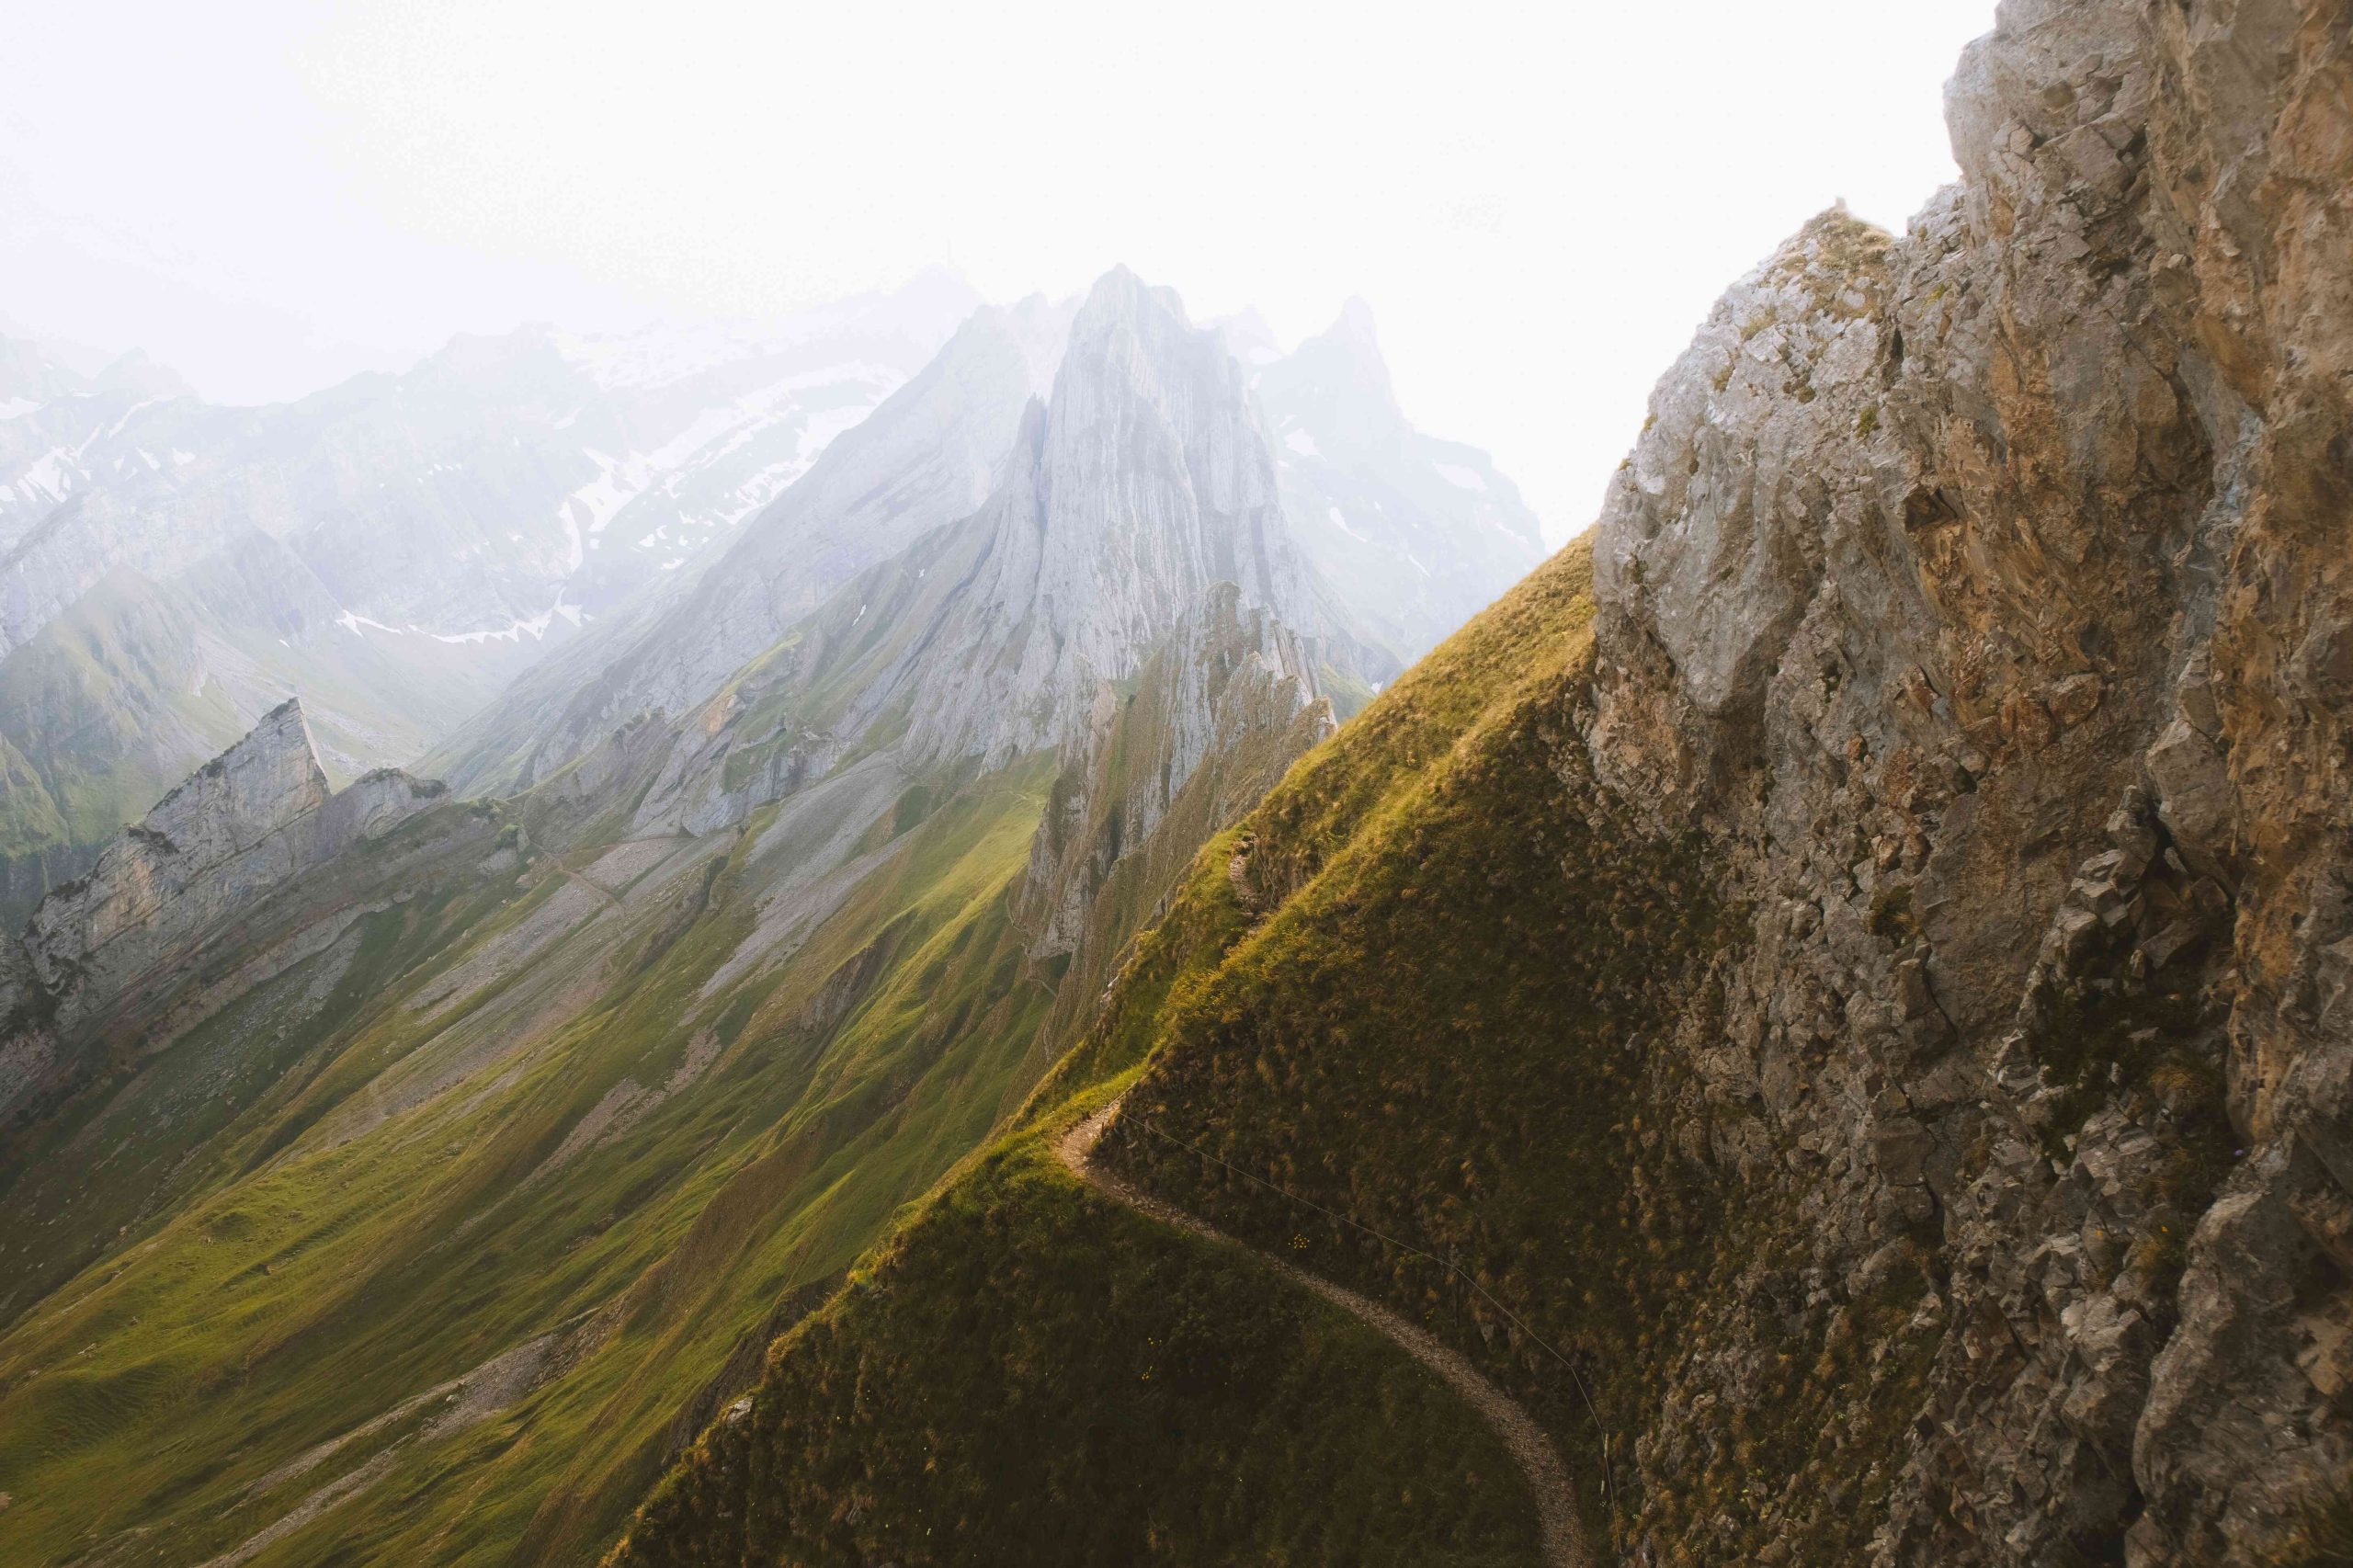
[1053, 1097, 1591, 1568]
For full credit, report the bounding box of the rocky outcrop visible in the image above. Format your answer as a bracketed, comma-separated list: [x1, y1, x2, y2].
[27, 700, 333, 1003]
[1587, 0, 2353, 1560]
[7, 699, 445, 1074]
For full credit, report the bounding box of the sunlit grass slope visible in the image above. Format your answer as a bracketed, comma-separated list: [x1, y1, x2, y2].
[605, 540, 1643, 1565]
[0, 755, 1060, 1568]
[618, 1130, 1542, 1568]
[1085, 534, 1934, 1560]
[617, 534, 1950, 1562]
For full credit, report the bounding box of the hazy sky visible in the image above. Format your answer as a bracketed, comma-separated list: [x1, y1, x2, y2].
[4, 0, 1994, 542]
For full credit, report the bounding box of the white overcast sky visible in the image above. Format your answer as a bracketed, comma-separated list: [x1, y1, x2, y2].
[3, 0, 1995, 543]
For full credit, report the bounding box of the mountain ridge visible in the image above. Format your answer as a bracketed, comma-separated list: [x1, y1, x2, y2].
[0, 276, 977, 926]
[0, 265, 1364, 1568]
[604, 2, 2353, 1563]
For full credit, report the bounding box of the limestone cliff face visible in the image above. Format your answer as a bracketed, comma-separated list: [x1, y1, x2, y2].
[1588, 0, 2352, 1559]
[438, 296, 1074, 796]
[884, 267, 1336, 771]
[1017, 585, 1331, 963]
[4, 699, 449, 1107]
[595, 268, 1350, 846]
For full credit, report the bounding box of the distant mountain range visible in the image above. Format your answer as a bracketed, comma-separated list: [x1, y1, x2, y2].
[0, 273, 1543, 926]
[0, 272, 989, 924]
[1236, 297, 1547, 665]
[0, 263, 1551, 1568]
[3, 4, 2347, 1562]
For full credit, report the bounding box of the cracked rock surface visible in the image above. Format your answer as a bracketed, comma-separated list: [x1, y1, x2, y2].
[1589, 1, 2353, 1560]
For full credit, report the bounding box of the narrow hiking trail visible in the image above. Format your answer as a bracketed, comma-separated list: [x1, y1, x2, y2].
[1053, 1098, 1591, 1568]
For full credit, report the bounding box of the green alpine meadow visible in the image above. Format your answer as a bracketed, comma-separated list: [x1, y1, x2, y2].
[6, 2, 2353, 1562]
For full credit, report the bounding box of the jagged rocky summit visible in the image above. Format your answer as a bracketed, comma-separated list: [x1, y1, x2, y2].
[540, 266, 1350, 853]
[1257, 297, 1547, 666]
[3, 699, 451, 1111]
[1584, 0, 2353, 1558]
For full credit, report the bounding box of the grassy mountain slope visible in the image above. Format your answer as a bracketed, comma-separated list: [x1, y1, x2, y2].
[616, 1133, 1541, 1568]
[0, 748, 1066, 1568]
[0, 543, 1337, 1568]
[1079, 540, 1929, 1560]
[607, 538, 1801, 1563]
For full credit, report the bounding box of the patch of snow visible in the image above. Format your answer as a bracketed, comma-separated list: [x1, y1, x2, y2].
[798, 400, 876, 454]
[551, 372, 892, 566]
[0, 398, 40, 422]
[335, 608, 406, 637]
[97, 397, 165, 444]
[1433, 461, 1488, 492]
[556, 449, 631, 568]
[1283, 427, 1320, 459]
[1324, 505, 1372, 544]
[17, 450, 78, 501]
[430, 589, 578, 645]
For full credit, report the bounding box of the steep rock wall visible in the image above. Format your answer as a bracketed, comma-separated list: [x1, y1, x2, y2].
[1589, 1, 2352, 1559]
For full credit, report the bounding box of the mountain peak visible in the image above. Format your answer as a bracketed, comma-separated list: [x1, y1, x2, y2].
[19, 693, 448, 1030]
[1076, 265, 1190, 332]
[1330, 296, 1380, 347]
[1302, 297, 1395, 403]
[91, 346, 195, 401]
[23, 699, 331, 998]
[856, 269, 1321, 770]
[161, 697, 329, 828]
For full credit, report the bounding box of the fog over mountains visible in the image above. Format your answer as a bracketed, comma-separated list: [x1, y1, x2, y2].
[0, 269, 1539, 926]
[0, 256, 1548, 1567]
[4, 4, 2351, 1563]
